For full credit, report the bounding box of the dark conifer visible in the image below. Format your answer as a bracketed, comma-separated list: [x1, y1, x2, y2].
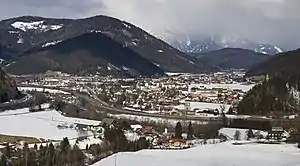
[187, 121, 194, 140]
[175, 122, 183, 139]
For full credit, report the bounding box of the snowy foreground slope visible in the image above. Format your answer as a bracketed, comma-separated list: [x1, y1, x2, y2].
[92, 142, 300, 166]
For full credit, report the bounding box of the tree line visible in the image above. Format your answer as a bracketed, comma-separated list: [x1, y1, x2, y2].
[0, 138, 84, 166]
[238, 74, 300, 116]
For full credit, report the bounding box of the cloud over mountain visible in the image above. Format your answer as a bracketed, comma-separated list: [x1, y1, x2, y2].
[1, 0, 300, 49]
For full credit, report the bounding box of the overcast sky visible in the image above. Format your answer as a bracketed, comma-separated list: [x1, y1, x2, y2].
[1, 0, 300, 49]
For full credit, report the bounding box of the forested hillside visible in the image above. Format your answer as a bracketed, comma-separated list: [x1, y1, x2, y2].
[246, 49, 300, 77]
[238, 75, 300, 116]
[0, 69, 21, 102]
[194, 48, 270, 70]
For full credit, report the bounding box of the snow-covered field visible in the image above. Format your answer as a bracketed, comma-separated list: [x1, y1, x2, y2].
[18, 87, 70, 94]
[0, 108, 101, 140]
[92, 142, 300, 166]
[174, 101, 231, 113]
[28, 136, 103, 150]
[189, 83, 255, 92]
[0, 104, 49, 116]
[165, 72, 190, 76]
[68, 136, 103, 150]
[219, 128, 268, 140]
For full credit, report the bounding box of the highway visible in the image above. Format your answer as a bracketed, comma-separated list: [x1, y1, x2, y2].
[83, 85, 110, 106]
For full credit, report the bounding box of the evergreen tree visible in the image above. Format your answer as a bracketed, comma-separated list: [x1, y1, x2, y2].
[23, 142, 29, 166]
[34, 144, 38, 151]
[47, 142, 55, 165]
[233, 130, 241, 140]
[187, 121, 194, 140]
[221, 111, 228, 127]
[137, 137, 150, 150]
[0, 154, 6, 166]
[4, 144, 10, 158]
[60, 137, 70, 153]
[27, 151, 38, 166]
[104, 126, 129, 152]
[39, 144, 44, 150]
[71, 144, 85, 166]
[89, 144, 101, 156]
[38, 144, 46, 166]
[175, 122, 183, 139]
[246, 129, 254, 140]
[85, 144, 89, 151]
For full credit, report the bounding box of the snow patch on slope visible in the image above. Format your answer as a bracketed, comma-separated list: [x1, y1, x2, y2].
[122, 22, 131, 29]
[189, 60, 195, 65]
[153, 63, 160, 67]
[107, 63, 121, 71]
[289, 86, 300, 106]
[42, 40, 62, 47]
[274, 46, 283, 53]
[11, 21, 63, 32]
[261, 51, 267, 54]
[17, 38, 24, 44]
[8, 31, 19, 34]
[219, 128, 267, 140]
[122, 66, 130, 71]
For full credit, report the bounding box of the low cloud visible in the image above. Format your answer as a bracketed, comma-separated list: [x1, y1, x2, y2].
[0, 0, 105, 19]
[1, 0, 300, 49]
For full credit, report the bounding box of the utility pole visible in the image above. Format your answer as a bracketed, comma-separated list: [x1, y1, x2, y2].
[115, 140, 118, 166]
[0, 29, 2, 62]
[25, 145, 28, 166]
[184, 102, 190, 127]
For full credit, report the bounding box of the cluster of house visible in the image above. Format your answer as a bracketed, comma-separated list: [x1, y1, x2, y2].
[101, 118, 192, 149]
[188, 86, 244, 105]
[257, 127, 300, 144]
[17, 70, 249, 118]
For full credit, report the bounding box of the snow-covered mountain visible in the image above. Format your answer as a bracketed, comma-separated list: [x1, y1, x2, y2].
[161, 33, 284, 55]
[0, 16, 216, 76]
[11, 20, 63, 32]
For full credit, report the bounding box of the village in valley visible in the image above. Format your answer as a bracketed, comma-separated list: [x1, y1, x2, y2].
[0, 70, 298, 165]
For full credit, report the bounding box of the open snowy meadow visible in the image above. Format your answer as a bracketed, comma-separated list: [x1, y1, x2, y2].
[0, 106, 101, 140]
[92, 127, 300, 166]
[188, 83, 255, 92]
[92, 142, 300, 166]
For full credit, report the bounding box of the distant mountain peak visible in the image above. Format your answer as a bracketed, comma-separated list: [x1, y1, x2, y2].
[194, 48, 271, 70]
[163, 33, 284, 55]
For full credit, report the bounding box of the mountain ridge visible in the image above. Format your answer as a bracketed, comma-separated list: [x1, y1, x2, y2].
[246, 49, 300, 77]
[163, 33, 284, 55]
[1, 15, 216, 76]
[238, 74, 300, 116]
[5, 32, 166, 76]
[193, 48, 271, 70]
